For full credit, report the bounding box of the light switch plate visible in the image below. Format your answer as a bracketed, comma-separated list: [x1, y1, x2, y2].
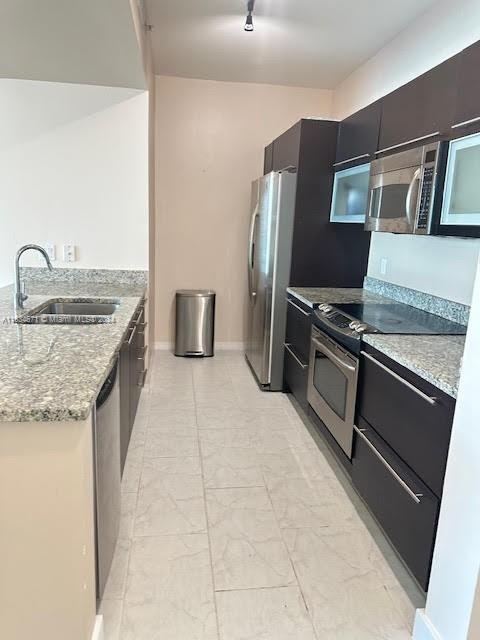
[44, 243, 56, 261]
[63, 245, 76, 262]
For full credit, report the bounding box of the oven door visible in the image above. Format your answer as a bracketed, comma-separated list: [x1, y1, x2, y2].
[365, 165, 422, 233]
[307, 328, 359, 458]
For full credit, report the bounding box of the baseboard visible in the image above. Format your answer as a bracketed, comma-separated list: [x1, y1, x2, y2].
[91, 615, 104, 640]
[413, 609, 442, 640]
[215, 342, 245, 351]
[154, 342, 245, 351]
[154, 342, 172, 351]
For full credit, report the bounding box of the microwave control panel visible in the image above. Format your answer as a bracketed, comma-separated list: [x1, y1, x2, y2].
[417, 166, 435, 230]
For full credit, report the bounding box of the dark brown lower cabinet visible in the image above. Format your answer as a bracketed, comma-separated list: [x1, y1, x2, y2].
[120, 299, 148, 475]
[352, 417, 439, 590]
[283, 296, 311, 411]
[284, 343, 309, 412]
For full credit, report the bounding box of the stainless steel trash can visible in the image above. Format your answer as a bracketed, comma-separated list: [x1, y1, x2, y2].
[175, 290, 215, 357]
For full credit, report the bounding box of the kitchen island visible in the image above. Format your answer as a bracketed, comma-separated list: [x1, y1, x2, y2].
[0, 269, 147, 640]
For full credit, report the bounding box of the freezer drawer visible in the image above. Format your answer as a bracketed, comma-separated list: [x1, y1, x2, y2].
[352, 418, 439, 590]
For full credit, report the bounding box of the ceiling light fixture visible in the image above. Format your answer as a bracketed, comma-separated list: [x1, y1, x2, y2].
[244, 0, 255, 32]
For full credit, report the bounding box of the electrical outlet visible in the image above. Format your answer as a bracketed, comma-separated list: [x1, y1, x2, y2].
[63, 245, 76, 262]
[44, 243, 56, 261]
[380, 257, 388, 276]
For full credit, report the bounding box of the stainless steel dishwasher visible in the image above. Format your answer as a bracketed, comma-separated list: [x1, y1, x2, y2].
[93, 359, 121, 602]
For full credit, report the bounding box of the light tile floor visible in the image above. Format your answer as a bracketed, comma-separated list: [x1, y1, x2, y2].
[101, 351, 425, 640]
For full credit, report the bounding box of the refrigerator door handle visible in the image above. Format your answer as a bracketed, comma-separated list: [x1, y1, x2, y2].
[248, 205, 259, 300]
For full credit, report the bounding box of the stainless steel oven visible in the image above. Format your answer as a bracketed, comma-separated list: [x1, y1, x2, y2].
[307, 326, 359, 458]
[365, 141, 446, 234]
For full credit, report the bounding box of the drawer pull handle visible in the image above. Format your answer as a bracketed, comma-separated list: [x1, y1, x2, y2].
[333, 153, 370, 167]
[354, 425, 423, 504]
[126, 325, 137, 346]
[286, 298, 311, 316]
[137, 370, 147, 387]
[284, 343, 308, 369]
[375, 131, 440, 156]
[451, 115, 480, 129]
[361, 351, 437, 406]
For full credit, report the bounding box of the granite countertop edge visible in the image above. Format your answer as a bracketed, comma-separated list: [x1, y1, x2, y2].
[362, 334, 464, 399]
[0, 282, 146, 424]
[287, 286, 464, 399]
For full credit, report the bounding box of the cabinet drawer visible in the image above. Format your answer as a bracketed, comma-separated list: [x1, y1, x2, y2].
[357, 348, 455, 497]
[352, 420, 439, 590]
[285, 297, 311, 364]
[284, 344, 309, 412]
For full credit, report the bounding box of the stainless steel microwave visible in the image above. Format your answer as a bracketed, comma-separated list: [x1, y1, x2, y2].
[365, 141, 446, 234]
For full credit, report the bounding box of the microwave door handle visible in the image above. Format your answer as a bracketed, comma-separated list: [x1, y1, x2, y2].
[405, 168, 421, 228]
[312, 336, 356, 374]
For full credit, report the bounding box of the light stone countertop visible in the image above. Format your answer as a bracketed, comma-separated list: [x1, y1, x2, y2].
[287, 286, 392, 308]
[287, 286, 466, 398]
[363, 334, 465, 399]
[0, 280, 145, 422]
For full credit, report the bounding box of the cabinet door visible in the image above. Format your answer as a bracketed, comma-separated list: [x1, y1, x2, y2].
[352, 418, 439, 591]
[284, 296, 311, 410]
[284, 344, 309, 412]
[378, 58, 458, 154]
[271, 121, 301, 171]
[335, 101, 381, 167]
[452, 41, 480, 133]
[285, 297, 311, 364]
[264, 143, 274, 174]
[357, 347, 455, 497]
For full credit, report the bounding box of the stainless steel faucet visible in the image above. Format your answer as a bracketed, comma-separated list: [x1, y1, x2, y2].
[15, 244, 53, 309]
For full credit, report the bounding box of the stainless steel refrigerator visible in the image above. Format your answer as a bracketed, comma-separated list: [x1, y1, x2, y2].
[245, 170, 297, 390]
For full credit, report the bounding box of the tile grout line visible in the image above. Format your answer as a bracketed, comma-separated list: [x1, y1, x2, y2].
[191, 358, 222, 640]
[258, 418, 321, 640]
[116, 403, 147, 639]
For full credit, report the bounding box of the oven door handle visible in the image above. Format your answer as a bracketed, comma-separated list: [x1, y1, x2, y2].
[405, 167, 421, 228]
[312, 336, 356, 373]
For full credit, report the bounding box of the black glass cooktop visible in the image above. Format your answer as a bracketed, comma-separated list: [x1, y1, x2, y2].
[333, 303, 466, 335]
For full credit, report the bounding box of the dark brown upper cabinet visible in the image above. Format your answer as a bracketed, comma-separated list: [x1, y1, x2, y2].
[270, 121, 302, 172]
[452, 40, 480, 135]
[334, 101, 381, 169]
[378, 57, 458, 154]
[263, 142, 274, 174]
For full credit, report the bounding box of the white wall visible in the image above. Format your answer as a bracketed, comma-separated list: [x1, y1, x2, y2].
[332, 0, 480, 305]
[413, 255, 480, 639]
[0, 79, 149, 287]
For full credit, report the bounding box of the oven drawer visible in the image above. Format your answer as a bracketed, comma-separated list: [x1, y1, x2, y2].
[285, 297, 312, 364]
[284, 343, 309, 412]
[352, 419, 439, 590]
[357, 347, 455, 497]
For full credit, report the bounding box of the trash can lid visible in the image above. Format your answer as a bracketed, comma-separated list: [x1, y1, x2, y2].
[176, 289, 215, 297]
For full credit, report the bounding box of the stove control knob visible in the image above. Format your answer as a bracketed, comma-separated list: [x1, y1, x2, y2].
[355, 323, 368, 334]
[349, 321, 359, 331]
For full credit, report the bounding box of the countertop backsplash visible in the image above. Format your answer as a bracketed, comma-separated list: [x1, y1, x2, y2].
[363, 276, 470, 326]
[20, 266, 148, 287]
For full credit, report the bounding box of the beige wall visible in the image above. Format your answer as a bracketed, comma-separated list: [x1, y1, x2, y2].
[154, 75, 333, 345]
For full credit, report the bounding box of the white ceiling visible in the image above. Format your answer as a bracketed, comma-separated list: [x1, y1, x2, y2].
[0, 0, 146, 89]
[145, 0, 439, 89]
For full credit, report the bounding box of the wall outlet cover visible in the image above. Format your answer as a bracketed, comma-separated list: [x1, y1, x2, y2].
[63, 245, 76, 262]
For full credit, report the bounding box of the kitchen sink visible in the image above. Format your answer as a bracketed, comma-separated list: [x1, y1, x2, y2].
[37, 301, 118, 316]
[16, 299, 120, 324]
